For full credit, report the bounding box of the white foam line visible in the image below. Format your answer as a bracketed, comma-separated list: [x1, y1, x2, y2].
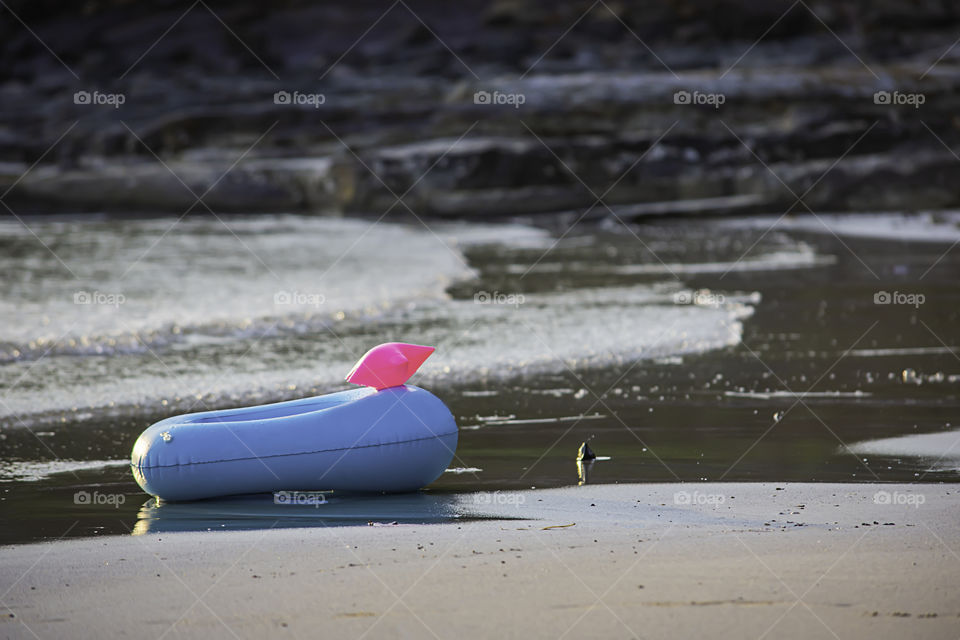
[844, 429, 960, 461]
[720, 211, 960, 244]
[484, 414, 606, 426]
[725, 390, 872, 400]
[507, 246, 834, 275]
[0, 459, 129, 482]
[848, 346, 957, 357]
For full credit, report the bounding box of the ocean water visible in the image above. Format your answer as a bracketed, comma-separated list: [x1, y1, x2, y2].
[1, 212, 958, 543]
[0, 215, 753, 430]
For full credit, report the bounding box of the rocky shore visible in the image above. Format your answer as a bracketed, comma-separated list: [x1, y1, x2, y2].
[2, 0, 959, 217]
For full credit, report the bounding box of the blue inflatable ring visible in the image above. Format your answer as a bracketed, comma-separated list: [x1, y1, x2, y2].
[131, 344, 458, 501]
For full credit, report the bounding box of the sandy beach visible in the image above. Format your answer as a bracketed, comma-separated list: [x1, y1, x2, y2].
[2, 482, 957, 639]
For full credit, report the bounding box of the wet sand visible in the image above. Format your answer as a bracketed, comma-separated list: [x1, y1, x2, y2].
[2, 482, 957, 639]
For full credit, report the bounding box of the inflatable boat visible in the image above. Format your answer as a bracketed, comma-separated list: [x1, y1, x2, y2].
[131, 343, 457, 501]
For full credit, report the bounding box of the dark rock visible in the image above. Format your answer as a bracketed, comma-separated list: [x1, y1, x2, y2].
[1, 0, 959, 216]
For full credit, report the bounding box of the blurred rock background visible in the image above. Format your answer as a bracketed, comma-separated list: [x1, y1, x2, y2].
[1, 0, 959, 217]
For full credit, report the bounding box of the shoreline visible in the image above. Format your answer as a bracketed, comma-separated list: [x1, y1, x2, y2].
[2, 482, 957, 639]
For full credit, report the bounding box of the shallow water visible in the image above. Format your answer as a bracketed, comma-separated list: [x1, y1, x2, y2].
[1, 212, 958, 544]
